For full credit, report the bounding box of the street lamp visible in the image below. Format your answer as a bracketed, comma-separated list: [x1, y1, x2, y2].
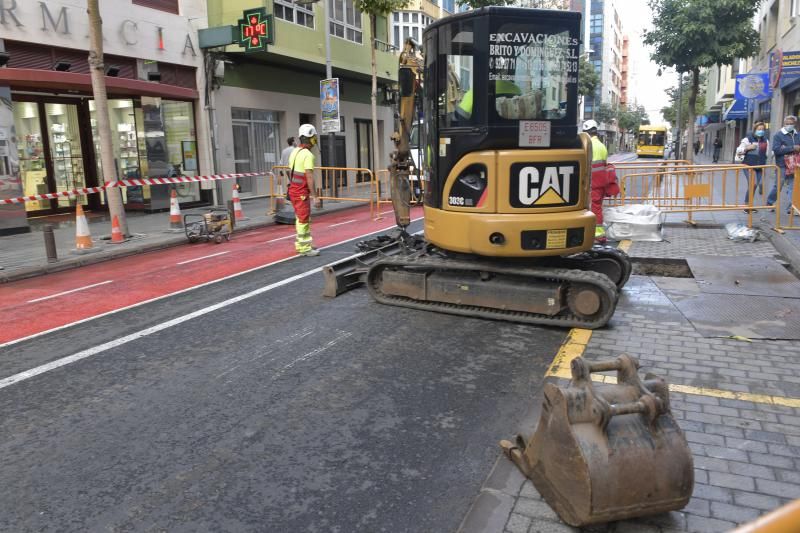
[295, 0, 337, 192]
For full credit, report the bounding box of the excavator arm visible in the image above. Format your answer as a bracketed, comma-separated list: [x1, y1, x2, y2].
[389, 38, 424, 230]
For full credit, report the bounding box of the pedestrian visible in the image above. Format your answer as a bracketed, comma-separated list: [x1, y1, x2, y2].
[287, 124, 321, 256]
[735, 121, 769, 212]
[767, 115, 800, 213]
[713, 136, 722, 163]
[694, 140, 700, 155]
[280, 136, 296, 166]
[583, 120, 619, 243]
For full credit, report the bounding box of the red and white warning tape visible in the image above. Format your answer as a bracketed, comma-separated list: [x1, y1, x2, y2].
[1, 172, 265, 205]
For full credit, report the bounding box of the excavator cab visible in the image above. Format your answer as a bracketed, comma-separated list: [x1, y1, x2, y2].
[421, 7, 594, 258]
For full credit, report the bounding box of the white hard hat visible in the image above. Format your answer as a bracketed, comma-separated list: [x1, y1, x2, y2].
[299, 124, 318, 138]
[583, 120, 598, 131]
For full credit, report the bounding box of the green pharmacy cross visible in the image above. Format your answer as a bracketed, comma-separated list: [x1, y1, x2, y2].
[238, 7, 274, 53]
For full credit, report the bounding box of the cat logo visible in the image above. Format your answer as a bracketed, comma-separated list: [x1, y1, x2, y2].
[510, 162, 580, 208]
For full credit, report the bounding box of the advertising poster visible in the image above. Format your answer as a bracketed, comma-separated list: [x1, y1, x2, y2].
[320, 78, 341, 134]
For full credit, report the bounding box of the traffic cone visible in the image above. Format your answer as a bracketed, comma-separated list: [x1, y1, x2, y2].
[169, 188, 182, 229]
[110, 214, 125, 244]
[232, 183, 246, 221]
[75, 204, 93, 250]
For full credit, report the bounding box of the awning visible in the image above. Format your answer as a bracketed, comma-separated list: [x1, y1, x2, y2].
[724, 98, 748, 120]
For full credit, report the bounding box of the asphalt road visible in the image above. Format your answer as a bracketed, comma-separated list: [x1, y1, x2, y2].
[0, 220, 565, 533]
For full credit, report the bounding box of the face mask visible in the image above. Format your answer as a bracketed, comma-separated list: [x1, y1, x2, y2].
[786, 125, 796, 133]
[755, 130, 765, 137]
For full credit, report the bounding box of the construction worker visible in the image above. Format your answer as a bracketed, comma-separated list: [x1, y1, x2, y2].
[287, 124, 321, 256]
[584, 119, 611, 243]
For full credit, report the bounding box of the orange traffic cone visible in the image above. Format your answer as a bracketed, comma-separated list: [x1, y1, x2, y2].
[232, 183, 245, 221]
[75, 204, 93, 250]
[110, 214, 125, 243]
[169, 188, 182, 229]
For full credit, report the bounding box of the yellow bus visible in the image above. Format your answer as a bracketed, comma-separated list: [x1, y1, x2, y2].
[636, 125, 668, 158]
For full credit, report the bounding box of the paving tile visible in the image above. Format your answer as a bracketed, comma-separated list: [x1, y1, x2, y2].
[505, 513, 531, 533]
[732, 490, 784, 511]
[709, 472, 755, 492]
[686, 514, 736, 533]
[709, 501, 761, 523]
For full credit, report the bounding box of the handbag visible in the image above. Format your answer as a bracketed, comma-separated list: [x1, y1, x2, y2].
[784, 152, 799, 176]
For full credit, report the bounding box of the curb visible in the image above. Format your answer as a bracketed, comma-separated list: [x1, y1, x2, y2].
[456, 378, 552, 533]
[0, 201, 365, 284]
[759, 222, 800, 275]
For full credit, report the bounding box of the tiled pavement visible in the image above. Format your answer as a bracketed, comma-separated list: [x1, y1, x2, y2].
[460, 226, 800, 533]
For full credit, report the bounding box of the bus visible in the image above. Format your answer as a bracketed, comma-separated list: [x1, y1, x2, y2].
[637, 125, 668, 158]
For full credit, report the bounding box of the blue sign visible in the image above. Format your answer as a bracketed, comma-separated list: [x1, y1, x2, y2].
[779, 50, 800, 89]
[736, 73, 772, 101]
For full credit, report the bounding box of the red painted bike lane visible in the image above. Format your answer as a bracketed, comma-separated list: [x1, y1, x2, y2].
[1, 205, 421, 345]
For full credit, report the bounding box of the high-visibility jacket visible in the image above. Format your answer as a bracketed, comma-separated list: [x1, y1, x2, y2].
[590, 136, 609, 186]
[288, 147, 314, 191]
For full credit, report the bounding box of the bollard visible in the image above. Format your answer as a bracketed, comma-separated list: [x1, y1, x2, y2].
[226, 199, 236, 230]
[43, 224, 58, 263]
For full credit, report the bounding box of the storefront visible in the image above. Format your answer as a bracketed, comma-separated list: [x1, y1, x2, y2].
[13, 93, 204, 216]
[0, 0, 211, 234]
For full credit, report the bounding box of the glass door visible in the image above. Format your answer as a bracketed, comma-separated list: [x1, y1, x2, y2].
[13, 102, 48, 212]
[45, 103, 87, 208]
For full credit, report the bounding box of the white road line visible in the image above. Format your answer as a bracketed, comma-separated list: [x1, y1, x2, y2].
[27, 280, 114, 304]
[176, 251, 230, 265]
[266, 234, 294, 243]
[272, 330, 353, 380]
[0, 264, 342, 391]
[0, 217, 423, 350]
[328, 219, 356, 228]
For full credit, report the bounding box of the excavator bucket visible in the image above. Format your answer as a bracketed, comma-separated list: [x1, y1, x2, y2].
[501, 354, 693, 527]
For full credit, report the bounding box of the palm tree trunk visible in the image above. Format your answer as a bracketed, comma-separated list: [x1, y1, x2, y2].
[88, 0, 128, 235]
[370, 14, 380, 178]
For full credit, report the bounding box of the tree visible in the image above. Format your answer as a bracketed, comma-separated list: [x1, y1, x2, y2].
[661, 73, 706, 130]
[578, 55, 599, 100]
[355, 0, 410, 175]
[618, 104, 650, 133]
[88, 0, 128, 235]
[643, 0, 761, 163]
[594, 103, 617, 127]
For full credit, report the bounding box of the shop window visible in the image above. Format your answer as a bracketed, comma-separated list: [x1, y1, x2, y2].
[274, 0, 315, 29]
[132, 0, 179, 15]
[14, 102, 48, 213]
[330, 0, 363, 43]
[162, 101, 201, 202]
[231, 108, 282, 194]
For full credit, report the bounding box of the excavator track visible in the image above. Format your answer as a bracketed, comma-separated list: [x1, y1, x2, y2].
[551, 245, 632, 289]
[365, 253, 620, 329]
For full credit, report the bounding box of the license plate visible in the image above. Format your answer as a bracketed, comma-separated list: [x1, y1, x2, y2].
[546, 229, 567, 249]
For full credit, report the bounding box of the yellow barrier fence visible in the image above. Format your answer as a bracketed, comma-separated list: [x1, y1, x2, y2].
[775, 168, 800, 232]
[374, 169, 425, 218]
[269, 165, 377, 219]
[605, 164, 782, 228]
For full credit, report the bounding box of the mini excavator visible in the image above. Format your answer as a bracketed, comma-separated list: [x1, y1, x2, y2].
[324, 6, 631, 329]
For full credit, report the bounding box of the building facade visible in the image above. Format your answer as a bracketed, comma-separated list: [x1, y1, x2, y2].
[584, 0, 622, 148]
[207, 0, 397, 202]
[0, 0, 211, 235]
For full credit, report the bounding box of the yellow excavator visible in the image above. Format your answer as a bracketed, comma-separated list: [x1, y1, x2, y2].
[325, 6, 631, 329]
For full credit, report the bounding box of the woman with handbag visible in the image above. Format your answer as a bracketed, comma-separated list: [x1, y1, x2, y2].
[767, 115, 800, 213]
[735, 121, 769, 211]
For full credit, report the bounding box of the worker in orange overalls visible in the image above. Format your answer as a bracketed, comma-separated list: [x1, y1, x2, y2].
[583, 120, 620, 243]
[287, 124, 321, 256]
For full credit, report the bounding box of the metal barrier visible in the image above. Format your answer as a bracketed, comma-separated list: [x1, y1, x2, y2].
[606, 163, 782, 228]
[270, 165, 377, 219]
[775, 168, 800, 232]
[374, 170, 425, 219]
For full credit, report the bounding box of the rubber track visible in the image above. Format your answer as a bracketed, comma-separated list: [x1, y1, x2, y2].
[558, 245, 633, 289]
[366, 255, 620, 329]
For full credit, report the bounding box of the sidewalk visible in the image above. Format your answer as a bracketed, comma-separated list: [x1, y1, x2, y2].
[0, 196, 366, 283]
[459, 156, 800, 533]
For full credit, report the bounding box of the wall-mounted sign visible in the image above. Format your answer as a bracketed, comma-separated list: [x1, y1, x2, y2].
[770, 49, 783, 89]
[736, 73, 772, 101]
[237, 7, 274, 53]
[779, 50, 800, 89]
[320, 78, 341, 134]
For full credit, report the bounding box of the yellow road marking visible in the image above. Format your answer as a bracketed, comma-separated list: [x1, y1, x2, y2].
[543, 237, 800, 409]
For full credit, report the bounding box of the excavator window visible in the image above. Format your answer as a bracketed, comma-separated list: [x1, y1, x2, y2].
[438, 20, 475, 127]
[490, 22, 576, 122]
